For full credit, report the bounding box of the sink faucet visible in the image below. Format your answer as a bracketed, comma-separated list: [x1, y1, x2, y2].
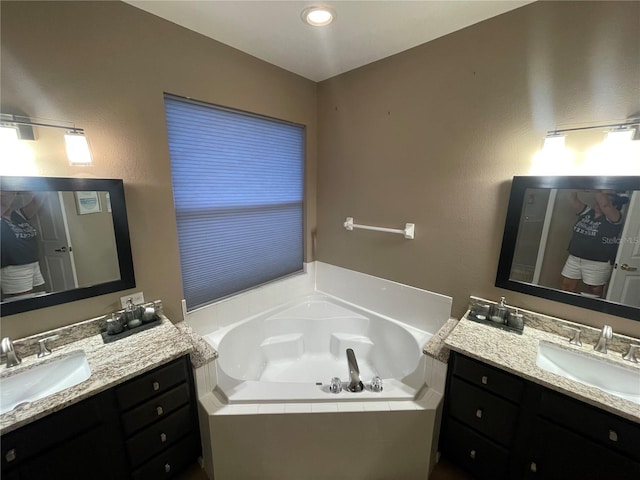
[1, 337, 22, 368]
[346, 348, 364, 392]
[594, 325, 612, 354]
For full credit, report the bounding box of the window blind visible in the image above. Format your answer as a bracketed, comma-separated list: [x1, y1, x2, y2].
[164, 95, 304, 310]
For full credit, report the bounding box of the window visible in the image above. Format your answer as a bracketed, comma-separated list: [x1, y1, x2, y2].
[164, 95, 304, 310]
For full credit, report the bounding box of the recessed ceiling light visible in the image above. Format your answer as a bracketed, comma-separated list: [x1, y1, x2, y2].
[301, 6, 336, 27]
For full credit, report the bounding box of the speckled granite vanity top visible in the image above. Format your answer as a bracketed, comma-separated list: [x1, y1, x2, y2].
[444, 299, 640, 424]
[1, 312, 217, 435]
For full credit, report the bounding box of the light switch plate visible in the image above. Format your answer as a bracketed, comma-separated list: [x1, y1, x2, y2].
[120, 292, 145, 308]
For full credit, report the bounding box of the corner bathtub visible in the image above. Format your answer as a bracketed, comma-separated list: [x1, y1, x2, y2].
[202, 294, 433, 404]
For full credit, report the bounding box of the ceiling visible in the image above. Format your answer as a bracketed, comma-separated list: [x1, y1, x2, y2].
[125, 1, 533, 82]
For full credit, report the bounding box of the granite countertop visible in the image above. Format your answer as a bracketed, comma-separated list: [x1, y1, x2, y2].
[445, 315, 640, 424]
[0, 316, 214, 435]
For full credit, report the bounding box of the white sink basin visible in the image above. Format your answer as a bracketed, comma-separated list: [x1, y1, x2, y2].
[536, 341, 640, 405]
[0, 350, 91, 415]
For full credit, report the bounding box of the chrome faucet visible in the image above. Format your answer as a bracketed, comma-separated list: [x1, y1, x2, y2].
[1, 337, 22, 368]
[623, 344, 639, 363]
[346, 348, 364, 392]
[594, 325, 612, 354]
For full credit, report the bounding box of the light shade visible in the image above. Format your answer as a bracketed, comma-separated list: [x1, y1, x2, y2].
[65, 132, 93, 165]
[0, 126, 19, 143]
[605, 128, 635, 144]
[542, 134, 566, 152]
[301, 6, 336, 26]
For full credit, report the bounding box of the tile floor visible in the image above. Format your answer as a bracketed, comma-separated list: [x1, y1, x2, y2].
[177, 456, 472, 480]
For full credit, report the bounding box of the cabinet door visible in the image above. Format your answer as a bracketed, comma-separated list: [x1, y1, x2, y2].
[441, 417, 510, 480]
[526, 418, 640, 480]
[20, 425, 119, 480]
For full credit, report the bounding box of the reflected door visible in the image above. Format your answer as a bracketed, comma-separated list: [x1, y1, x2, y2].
[608, 192, 640, 306]
[33, 192, 78, 292]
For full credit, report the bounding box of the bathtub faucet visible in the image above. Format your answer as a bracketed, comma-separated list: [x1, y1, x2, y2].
[346, 348, 364, 392]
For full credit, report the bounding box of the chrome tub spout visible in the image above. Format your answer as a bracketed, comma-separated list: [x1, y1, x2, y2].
[346, 348, 364, 392]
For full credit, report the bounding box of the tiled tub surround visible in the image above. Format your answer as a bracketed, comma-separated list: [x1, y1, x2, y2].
[0, 308, 206, 435]
[189, 262, 454, 480]
[445, 297, 640, 423]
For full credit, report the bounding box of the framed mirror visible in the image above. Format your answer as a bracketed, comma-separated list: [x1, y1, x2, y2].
[1, 176, 135, 316]
[496, 176, 640, 321]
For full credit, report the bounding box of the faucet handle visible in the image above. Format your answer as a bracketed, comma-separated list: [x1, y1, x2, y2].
[623, 344, 640, 363]
[37, 335, 60, 358]
[1, 337, 22, 367]
[603, 324, 613, 339]
[564, 327, 582, 346]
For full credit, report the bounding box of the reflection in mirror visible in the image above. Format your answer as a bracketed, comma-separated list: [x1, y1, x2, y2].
[0, 177, 135, 316]
[497, 176, 640, 322]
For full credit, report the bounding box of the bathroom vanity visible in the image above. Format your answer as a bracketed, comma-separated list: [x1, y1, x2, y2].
[0, 313, 208, 480]
[442, 352, 640, 479]
[441, 305, 640, 480]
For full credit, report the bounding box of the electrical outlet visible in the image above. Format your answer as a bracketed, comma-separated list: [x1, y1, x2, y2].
[120, 292, 145, 308]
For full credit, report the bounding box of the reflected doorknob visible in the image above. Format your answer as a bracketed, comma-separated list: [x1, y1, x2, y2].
[620, 264, 638, 272]
[54, 246, 68, 253]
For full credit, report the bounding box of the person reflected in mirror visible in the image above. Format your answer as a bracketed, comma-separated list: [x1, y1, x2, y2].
[1, 191, 47, 300]
[560, 190, 629, 298]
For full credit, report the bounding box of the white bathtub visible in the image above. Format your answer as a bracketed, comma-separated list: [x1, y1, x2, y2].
[203, 294, 433, 404]
[194, 270, 451, 480]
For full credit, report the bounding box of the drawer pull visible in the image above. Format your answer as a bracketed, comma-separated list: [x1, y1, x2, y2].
[164, 463, 171, 473]
[5, 449, 16, 463]
[469, 449, 476, 460]
[475, 408, 483, 419]
[153, 381, 160, 391]
[481, 375, 488, 385]
[157, 406, 164, 416]
[160, 432, 167, 443]
[609, 429, 618, 442]
[530, 462, 537, 473]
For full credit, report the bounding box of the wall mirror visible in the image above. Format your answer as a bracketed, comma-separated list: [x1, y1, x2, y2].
[496, 176, 640, 321]
[1, 176, 135, 316]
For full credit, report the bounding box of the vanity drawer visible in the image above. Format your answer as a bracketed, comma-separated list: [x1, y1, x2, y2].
[452, 353, 524, 402]
[538, 389, 640, 461]
[131, 432, 200, 480]
[120, 383, 191, 436]
[448, 377, 520, 446]
[442, 417, 509, 480]
[126, 405, 192, 467]
[116, 356, 188, 410]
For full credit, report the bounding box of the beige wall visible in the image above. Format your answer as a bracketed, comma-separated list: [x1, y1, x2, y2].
[2, 1, 639, 339]
[316, 1, 640, 336]
[0, 1, 317, 338]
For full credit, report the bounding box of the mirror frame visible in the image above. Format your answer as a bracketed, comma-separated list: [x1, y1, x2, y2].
[1, 176, 135, 316]
[496, 175, 640, 322]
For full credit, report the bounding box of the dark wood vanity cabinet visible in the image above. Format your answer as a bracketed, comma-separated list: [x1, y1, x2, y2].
[441, 353, 526, 480]
[116, 355, 201, 480]
[1, 355, 200, 480]
[1, 388, 127, 480]
[441, 352, 640, 480]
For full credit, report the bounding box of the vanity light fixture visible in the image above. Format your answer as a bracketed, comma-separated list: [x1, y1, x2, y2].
[544, 118, 640, 144]
[0, 113, 93, 166]
[301, 5, 336, 27]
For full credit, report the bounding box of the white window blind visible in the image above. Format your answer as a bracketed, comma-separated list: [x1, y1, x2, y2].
[164, 95, 304, 310]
